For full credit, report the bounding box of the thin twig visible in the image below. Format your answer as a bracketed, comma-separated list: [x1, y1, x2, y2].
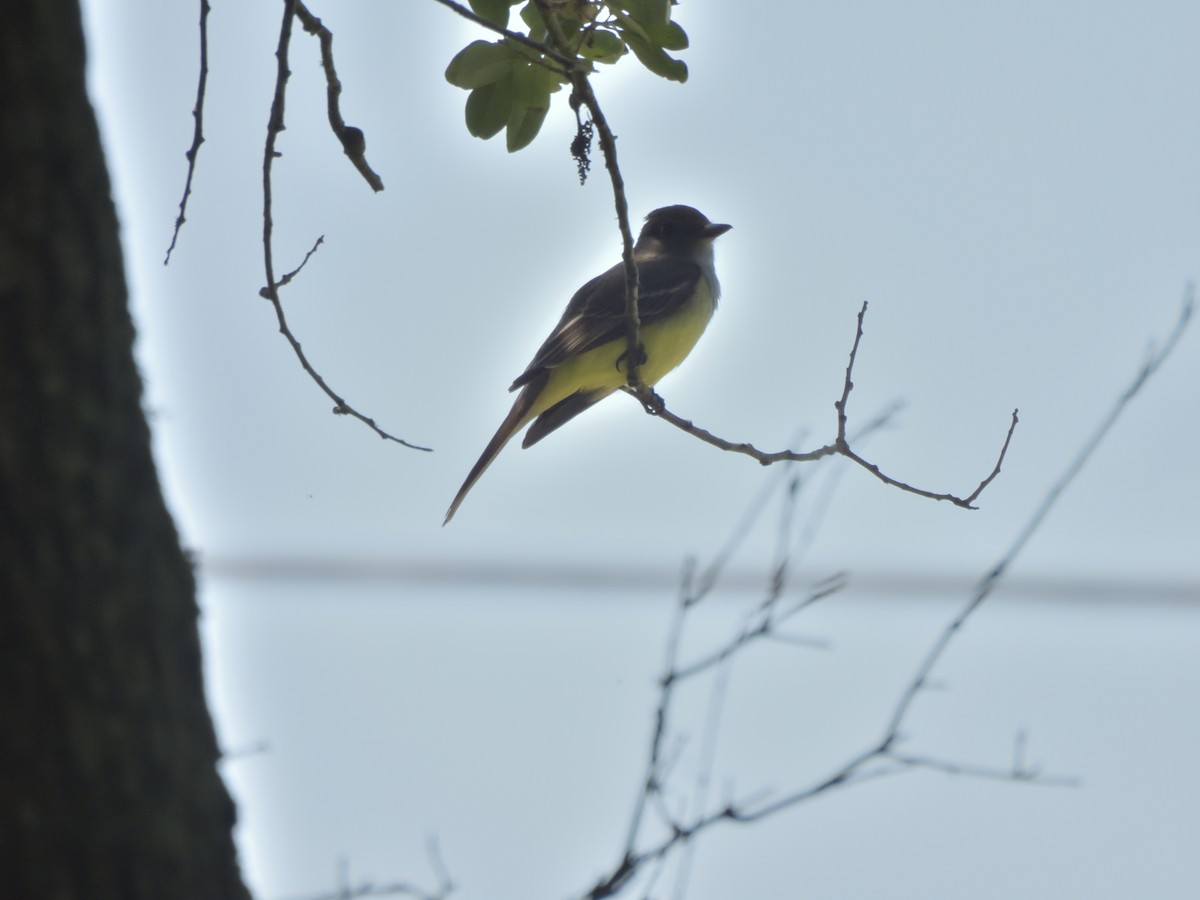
[273, 839, 453, 900]
[671, 472, 810, 900]
[259, 235, 325, 297]
[671, 637, 733, 900]
[640, 302, 1021, 508]
[701, 292, 1196, 827]
[620, 557, 696, 862]
[294, 1, 384, 192]
[613, 449, 851, 894]
[596, 738, 1066, 895]
[164, 0, 211, 265]
[424, 836, 453, 898]
[435, 3, 1013, 507]
[584, 765, 895, 899]
[262, 1, 429, 451]
[668, 577, 844, 684]
[218, 740, 271, 761]
[878, 286, 1194, 750]
[533, 2, 645, 394]
[691, 427, 809, 598]
[614, 411, 895, 889]
[882, 749, 1079, 787]
[581, 289, 1194, 899]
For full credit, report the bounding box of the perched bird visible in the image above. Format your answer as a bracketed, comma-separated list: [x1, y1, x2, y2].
[444, 205, 731, 524]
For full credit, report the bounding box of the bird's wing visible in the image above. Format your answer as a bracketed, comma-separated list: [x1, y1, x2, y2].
[509, 256, 703, 391]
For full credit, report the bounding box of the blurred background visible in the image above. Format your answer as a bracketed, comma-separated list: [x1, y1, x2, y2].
[82, 1, 1198, 897]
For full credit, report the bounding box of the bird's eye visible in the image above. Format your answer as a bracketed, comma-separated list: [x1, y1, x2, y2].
[657, 222, 675, 238]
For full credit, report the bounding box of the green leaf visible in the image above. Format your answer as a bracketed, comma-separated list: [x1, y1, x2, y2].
[619, 0, 670, 36]
[468, 0, 510, 28]
[445, 40, 520, 89]
[506, 62, 553, 152]
[579, 29, 627, 64]
[507, 104, 549, 152]
[617, 1, 688, 50]
[620, 0, 668, 23]
[649, 20, 688, 51]
[622, 30, 688, 82]
[465, 76, 513, 139]
[520, 3, 548, 43]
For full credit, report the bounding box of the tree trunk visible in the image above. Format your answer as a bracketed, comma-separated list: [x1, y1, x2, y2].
[0, 2, 251, 897]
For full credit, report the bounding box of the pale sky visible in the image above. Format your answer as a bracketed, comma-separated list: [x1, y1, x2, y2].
[83, 1, 1199, 897]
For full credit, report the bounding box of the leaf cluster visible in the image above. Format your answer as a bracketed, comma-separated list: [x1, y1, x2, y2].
[445, 0, 689, 151]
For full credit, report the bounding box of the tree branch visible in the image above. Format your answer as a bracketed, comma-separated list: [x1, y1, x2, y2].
[262, 0, 429, 451]
[580, 287, 1193, 898]
[294, 1, 385, 192]
[639, 301, 1020, 508]
[429, 0, 577, 68]
[164, 0, 211, 265]
[434, 3, 1016, 507]
[877, 285, 1194, 751]
[533, 2, 646, 395]
[275, 838, 453, 900]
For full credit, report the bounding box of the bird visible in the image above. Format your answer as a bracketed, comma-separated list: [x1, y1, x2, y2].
[444, 205, 731, 524]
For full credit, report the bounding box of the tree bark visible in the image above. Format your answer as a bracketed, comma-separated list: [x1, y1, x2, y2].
[0, 2, 251, 897]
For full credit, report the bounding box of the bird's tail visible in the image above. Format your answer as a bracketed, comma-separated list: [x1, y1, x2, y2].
[443, 379, 541, 525]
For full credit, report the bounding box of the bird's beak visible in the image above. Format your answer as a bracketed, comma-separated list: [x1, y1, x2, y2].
[703, 223, 732, 240]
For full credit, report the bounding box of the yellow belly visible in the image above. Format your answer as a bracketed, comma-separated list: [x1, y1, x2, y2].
[525, 279, 716, 422]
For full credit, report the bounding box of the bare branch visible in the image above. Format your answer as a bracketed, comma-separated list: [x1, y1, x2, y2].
[294, 1, 384, 192]
[668, 576, 843, 684]
[262, 1, 429, 451]
[619, 557, 696, 862]
[585, 763, 897, 899]
[963, 408, 1020, 505]
[640, 301, 1020, 508]
[274, 839, 453, 900]
[879, 286, 1193, 752]
[218, 740, 270, 762]
[532, 2, 645, 396]
[881, 749, 1080, 787]
[671, 473, 827, 900]
[580, 288, 1194, 898]
[608, 449, 856, 897]
[433, 4, 1014, 509]
[259, 235, 325, 297]
[164, 0, 211, 265]
[714, 292, 1195, 845]
[608, 411, 899, 893]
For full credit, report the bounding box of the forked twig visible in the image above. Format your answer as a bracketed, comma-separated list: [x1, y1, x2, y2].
[274, 837, 453, 900]
[262, 0, 428, 451]
[878, 286, 1194, 748]
[639, 302, 1020, 508]
[580, 288, 1192, 898]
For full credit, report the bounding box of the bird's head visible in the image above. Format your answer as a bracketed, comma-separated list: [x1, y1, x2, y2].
[635, 205, 731, 255]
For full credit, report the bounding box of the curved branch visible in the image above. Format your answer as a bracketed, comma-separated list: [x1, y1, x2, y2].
[534, 2, 646, 393]
[262, 1, 429, 451]
[640, 301, 1020, 508]
[878, 286, 1194, 749]
[580, 287, 1193, 899]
